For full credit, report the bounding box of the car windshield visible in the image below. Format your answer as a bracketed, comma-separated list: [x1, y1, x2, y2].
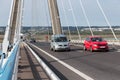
[91, 37, 103, 42]
[55, 37, 67, 42]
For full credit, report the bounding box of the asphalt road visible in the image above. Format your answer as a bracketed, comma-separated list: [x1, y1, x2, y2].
[28, 41, 120, 80]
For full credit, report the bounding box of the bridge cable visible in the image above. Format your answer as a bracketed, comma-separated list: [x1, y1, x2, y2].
[44, 0, 51, 39]
[67, 0, 82, 41]
[30, 0, 42, 39]
[60, 0, 72, 40]
[31, 0, 38, 38]
[34, 0, 50, 41]
[78, 0, 94, 36]
[96, 0, 118, 41]
[37, 0, 44, 35]
[56, 0, 64, 35]
[31, 0, 49, 40]
[31, 0, 34, 39]
[36, 0, 41, 26]
[31, 0, 39, 39]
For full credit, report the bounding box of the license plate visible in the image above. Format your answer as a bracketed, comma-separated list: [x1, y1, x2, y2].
[100, 46, 105, 48]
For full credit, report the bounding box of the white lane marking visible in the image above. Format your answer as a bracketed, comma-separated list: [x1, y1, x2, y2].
[77, 50, 83, 52]
[25, 43, 60, 80]
[31, 44, 94, 80]
[117, 49, 120, 52]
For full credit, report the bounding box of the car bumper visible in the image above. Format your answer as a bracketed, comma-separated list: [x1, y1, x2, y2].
[93, 47, 109, 51]
[55, 47, 70, 51]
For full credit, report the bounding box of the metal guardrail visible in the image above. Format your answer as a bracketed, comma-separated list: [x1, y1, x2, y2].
[0, 43, 2, 50]
[38, 39, 120, 46]
[0, 42, 19, 80]
[25, 43, 60, 80]
[71, 40, 120, 45]
[12, 44, 20, 80]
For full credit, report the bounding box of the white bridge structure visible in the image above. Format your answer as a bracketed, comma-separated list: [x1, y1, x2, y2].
[0, 0, 120, 80]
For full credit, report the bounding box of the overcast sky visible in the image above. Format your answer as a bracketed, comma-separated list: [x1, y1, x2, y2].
[0, 0, 120, 26]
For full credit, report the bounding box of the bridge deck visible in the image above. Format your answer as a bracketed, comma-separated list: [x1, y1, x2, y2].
[17, 43, 50, 80]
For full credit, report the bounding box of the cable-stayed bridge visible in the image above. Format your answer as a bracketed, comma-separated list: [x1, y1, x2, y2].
[0, 0, 120, 80]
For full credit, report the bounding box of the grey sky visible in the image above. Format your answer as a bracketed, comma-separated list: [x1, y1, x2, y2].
[0, 0, 12, 26]
[0, 0, 120, 26]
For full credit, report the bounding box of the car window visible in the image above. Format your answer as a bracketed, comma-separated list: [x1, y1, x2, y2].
[86, 38, 90, 41]
[91, 37, 103, 42]
[55, 37, 67, 42]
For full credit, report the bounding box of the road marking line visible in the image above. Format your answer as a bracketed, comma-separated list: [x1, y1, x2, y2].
[117, 49, 120, 52]
[31, 44, 94, 80]
[25, 43, 60, 80]
[77, 50, 83, 52]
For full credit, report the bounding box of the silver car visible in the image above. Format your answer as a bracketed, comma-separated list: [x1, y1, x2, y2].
[50, 34, 70, 51]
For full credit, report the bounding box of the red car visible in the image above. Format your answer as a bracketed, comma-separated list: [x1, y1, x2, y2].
[83, 36, 109, 52]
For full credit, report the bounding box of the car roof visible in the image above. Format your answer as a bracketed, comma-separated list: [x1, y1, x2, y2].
[52, 34, 66, 37]
[88, 36, 102, 38]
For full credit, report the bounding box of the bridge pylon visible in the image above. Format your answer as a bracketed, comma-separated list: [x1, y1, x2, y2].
[2, 0, 22, 55]
[48, 0, 62, 34]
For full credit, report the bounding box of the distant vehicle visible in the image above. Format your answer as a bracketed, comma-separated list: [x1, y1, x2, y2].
[20, 33, 26, 41]
[50, 34, 70, 51]
[30, 38, 36, 43]
[83, 36, 109, 52]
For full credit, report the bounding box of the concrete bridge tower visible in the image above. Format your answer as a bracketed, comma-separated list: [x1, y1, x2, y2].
[48, 0, 62, 34]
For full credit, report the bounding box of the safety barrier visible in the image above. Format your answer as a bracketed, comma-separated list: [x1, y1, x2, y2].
[0, 42, 19, 80]
[71, 40, 120, 45]
[11, 44, 20, 80]
[25, 43, 60, 80]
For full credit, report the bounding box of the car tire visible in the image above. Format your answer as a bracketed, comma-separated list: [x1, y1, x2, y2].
[67, 49, 71, 51]
[83, 46, 87, 51]
[50, 47, 53, 51]
[53, 46, 56, 52]
[106, 49, 109, 52]
[90, 46, 93, 52]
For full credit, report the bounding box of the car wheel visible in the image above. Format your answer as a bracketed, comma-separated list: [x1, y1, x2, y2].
[106, 49, 109, 52]
[90, 46, 93, 52]
[83, 46, 87, 51]
[53, 46, 56, 52]
[67, 49, 71, 51]
[50, 47, 53, 51]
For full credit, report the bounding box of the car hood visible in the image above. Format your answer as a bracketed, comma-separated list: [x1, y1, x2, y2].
[92, 41, 108, 45]
[55, 42, 69, 45]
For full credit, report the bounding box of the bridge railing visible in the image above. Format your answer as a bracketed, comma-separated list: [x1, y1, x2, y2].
[0, 43, 2, 50]
[0, 41, 19, 80]
[70, 39, 120, 45]
[26, 43, 60, 80]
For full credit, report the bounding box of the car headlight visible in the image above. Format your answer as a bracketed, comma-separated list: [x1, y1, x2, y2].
[93, 44, 98, 47]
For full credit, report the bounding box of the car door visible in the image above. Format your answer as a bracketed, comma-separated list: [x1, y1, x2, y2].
[85, 37, 91, 49]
